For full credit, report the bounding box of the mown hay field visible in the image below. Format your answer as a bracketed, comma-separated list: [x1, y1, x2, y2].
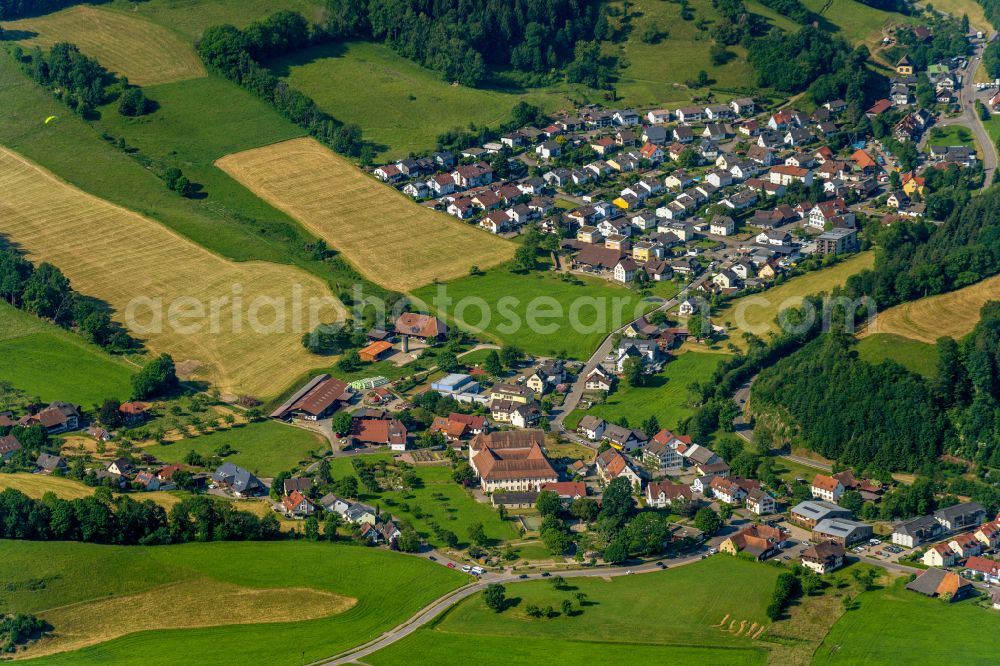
[0, 146, 343, 398]
[215, 137, 516, 293]
[6, 6, 207, 86]
[863, 272, 1000, 344]
[712, 252, 875, 348]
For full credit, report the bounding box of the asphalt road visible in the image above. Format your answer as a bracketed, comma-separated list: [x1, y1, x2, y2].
[317, 547, 718, 665]
[551, 271, 712, 430]
[952, 37, 998, 188]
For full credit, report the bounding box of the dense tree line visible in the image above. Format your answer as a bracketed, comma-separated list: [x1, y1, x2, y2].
[753, 0, 815, 24]
[0, 247, 136, 352]
[19, 42, 152, 119]
[0, 488, 281, 544]
[752, 332, 948, 471]
[197, 15, 370, 160]
[323, 0, 606, 86]
[843, 188, 1000, 309]
[934, 303, 1000, 467]
[981, 0, 1000, 31]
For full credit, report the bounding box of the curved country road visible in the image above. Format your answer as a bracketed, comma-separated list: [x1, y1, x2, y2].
[314, 547, 715, 665]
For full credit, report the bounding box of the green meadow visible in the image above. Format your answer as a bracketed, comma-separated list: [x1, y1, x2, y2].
[565, 351, 727, 431]
[0, 302, 135, 405]
[145, 420, 328, 477]
[369, 557, 777, 665]
[328, 456, 519, 549]
[0, 540, 466, 664]
[412, 268, 660, 360]
[105, 0, 326, 39]
[814, 577, 1000, 664]
[269, 42, 586, 160]
[855, 333, 938, 379]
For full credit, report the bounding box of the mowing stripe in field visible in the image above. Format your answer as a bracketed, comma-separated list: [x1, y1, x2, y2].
[0, 145, 344, 398]
[6, 6, 207, 86]
[863, 272, 1000, 344]
[215, 137, 517, 293]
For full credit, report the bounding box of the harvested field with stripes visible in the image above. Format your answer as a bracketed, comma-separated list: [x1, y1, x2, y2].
[0, 146, 343, 398]
[216, 137, 516, 292]
[6, 6, 207, 86]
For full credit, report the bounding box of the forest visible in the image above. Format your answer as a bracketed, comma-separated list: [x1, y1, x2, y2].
[322, 0, 606, 86]
[0, 247, 137, 352]
[0, 0, 101, 20]
[751, 332, 948, 472]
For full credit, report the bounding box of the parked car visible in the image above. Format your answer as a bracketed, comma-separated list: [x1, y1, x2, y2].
[461, 565, 472, 573]
[447, 562, 455, 568]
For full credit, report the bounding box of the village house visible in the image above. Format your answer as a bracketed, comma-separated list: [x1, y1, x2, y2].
[0, 435, 22, 462]
[282, 490, 316, 518]
[800, 541, 846, 575]
[923, 542, 959, 567]
[35, 453, 67, 474]
[948, 532, 984, 559]
[584, 366, 614, 392]
[350, 415, 408, 451]
[18, 403, 81, 434]
[892, 515, 944, 548]
[745, 487, 777, 515]
[211, 463, 263, 498]
[810, 474, 845, 502]
[963, 556, 1000, 584]
[645, 480, 692, 509]
[577, 415, 607, 441]
[975, 520, 1000, 548]
[596, 448, 643, 490]
[643, 431, 687, 473]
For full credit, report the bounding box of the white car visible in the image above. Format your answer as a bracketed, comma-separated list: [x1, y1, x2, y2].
[471, 566, 485, 575]
[461, 565, 472, 573]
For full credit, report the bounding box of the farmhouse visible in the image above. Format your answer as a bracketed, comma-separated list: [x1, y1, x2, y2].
[810, 474, 845, 502]
[491, 491, 540, 509]
[270, 375, 353, 421]
[541, 481, 587, 501]
[351, 416, 408, 451]
[906, 568, 974, 602]
[584, 366, 614, 392]
[720, 525, 787, 560]
[0, 435, 22, 461]
[36, 453, 67, 474]
[577, 414, 607, 441]
[394, 313, 447, 342]
[430, 413, 487, 441]
[18, 402, 81, 434]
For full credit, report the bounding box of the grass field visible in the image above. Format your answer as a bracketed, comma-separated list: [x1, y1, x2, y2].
[0, 146, 343, 398]
[104, 0, 327, 39]
[6, 6, 207, 86]
[411, 267, 659, 359]
[926, 125, 978, 153]
[864, 272, 1000, 344]
[714, 252, 875, 348]
[369, 557, 776, 665]
[0, 540, 465, 664]
[855, 333, 938, 378]
[216, 137, 516, 293]
[564, 351, 726, 431]
[327, 456, 518, 548]
[0, 302, 135, 404]
[814, 577, 1000, 664]
[270, 42, 583, 160]
[144, 420, 328, 477]
[919, 0, 992, 33]
[804, 0, 914, 52]
[0, 472, 183, 511]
